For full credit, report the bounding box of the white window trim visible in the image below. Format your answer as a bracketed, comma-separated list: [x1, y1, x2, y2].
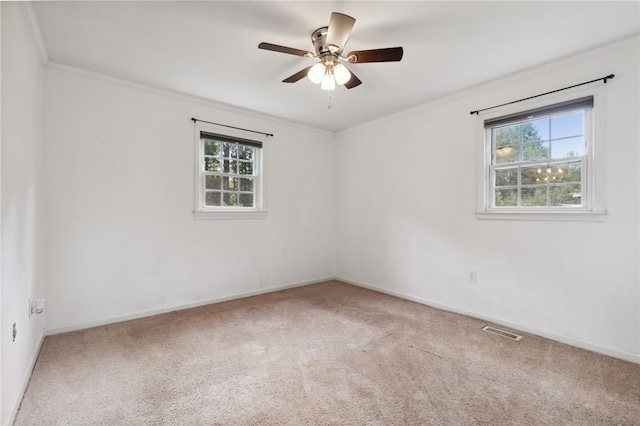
[475, 85, 607, 222]
[193, 123, 267, 220]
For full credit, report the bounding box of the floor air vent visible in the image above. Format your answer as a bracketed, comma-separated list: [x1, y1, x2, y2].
[482, 326, 522, 341]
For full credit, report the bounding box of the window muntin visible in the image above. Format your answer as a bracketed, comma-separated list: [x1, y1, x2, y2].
[197, 131, 262, 211]
[486, 97, 592, 210]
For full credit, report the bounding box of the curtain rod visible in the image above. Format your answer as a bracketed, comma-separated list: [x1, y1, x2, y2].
[191, 118, 274, 137]
[469, 74, 614, 115]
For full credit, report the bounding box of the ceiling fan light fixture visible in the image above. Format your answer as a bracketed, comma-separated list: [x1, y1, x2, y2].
[308, 63, 325, 84]
[320, 71, 336, 91]
[333, 63, 351, 85]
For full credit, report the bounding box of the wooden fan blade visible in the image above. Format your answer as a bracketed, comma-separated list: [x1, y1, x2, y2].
[258, 42, 314, 57]
[344, 67, 362, 89]
[326, 12, 355, 53]
[346, 47, 404, 63]
[282, 66, 313, 83]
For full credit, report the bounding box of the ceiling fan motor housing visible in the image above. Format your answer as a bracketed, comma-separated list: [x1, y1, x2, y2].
[312, 27, 341, 67]
[311, 27, 330, 55]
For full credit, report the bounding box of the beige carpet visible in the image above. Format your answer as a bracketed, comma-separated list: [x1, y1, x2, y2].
[14, 281, 640, 425]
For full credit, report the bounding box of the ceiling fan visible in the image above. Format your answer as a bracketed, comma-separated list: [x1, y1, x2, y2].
[258, 12, 403, 91]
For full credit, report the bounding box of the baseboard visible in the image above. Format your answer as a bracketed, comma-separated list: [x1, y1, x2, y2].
[5, 329, 46, 426]
[338, 277, 640, 365]
[44, 275, 640, 364]
[46, 277, 335, 336]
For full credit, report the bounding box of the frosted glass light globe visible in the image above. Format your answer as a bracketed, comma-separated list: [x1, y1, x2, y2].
[333, 63, 351, 85]
[321, 73, 335, 91]
[308, 63, 325, 84]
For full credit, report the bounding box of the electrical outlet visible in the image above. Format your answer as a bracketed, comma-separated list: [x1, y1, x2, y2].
[467, 270, 477, 283]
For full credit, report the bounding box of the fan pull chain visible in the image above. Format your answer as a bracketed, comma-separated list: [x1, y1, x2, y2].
[327, 92, 332, 109]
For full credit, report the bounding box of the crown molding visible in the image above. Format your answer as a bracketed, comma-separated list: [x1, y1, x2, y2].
[337, 33, 639, 137]
[20, 1, 49, 66]
[46, 61, 334, 137]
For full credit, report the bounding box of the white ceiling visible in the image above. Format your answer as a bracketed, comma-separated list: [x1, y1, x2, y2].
[32, 1, 639, 133]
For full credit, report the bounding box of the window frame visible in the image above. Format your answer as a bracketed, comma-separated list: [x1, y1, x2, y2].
[476, 86, 607, 221]
[193, 123, 266, 220]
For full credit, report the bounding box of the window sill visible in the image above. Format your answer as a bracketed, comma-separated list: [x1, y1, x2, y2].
[476, 210, 607, 222]
[193, 209, 268, 220]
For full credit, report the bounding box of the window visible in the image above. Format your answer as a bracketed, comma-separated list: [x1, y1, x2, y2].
[477, 92, 606, 221]
[194, 129, 265, 219]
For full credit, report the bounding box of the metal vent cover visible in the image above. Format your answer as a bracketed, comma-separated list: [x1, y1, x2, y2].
[482, 326, 522, 341]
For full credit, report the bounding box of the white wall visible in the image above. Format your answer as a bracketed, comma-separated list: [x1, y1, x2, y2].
[335, 36, 640, 363]
[1, 4, 3, 420]
[1, 3, 47, 424]
[43, 65, 336, 332]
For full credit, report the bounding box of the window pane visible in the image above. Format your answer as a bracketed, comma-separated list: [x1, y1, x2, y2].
[238, 146, 254, 161]
[551, 137, 583, 158]
[550, 185, 582, 206]
[239, 194, 254, 207]
[495, 145, 520, 164]
[522, 142, 549, 162]
[521, 165, 548, 185]
[204, 157, 222, 172]
[525, 119, 549, 142]
[222, 142, 238, 159]
[223, 177, 238, 190]
[223, 192, 238, 207]
[550, 162, 581, 183]
[205, 191, 221, 206]
[223, 160, 238, 173]
[486, 102, 590, 212]
[205, 175, 221, 189]
[239, 178, 254, 192]
[551, 112, 583, 139]
[495, 168, 517, 187]
[494, 189, 517, 207]
[204, 140, 221, 156]
[494, 124, 521, 147]
[238, 161, 253, 175]
[521, 121, 545, 143]
[199, 134, 261, 212]
[521, 187, 547, 206]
